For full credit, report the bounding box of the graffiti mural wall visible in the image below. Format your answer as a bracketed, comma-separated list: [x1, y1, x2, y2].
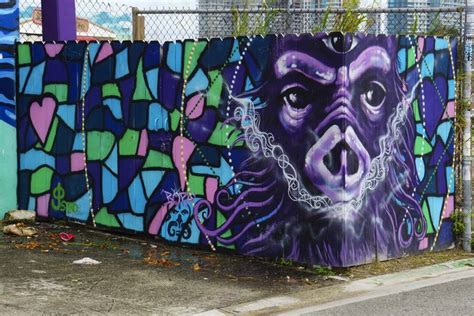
[16, 33, 456, 267]
[0, 0, 18, 215]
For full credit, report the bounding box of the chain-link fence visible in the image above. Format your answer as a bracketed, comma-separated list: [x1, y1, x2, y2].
[136, 7, 465, 43]
[19, 0, 132, 41]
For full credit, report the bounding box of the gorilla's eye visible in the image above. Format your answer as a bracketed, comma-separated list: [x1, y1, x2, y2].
[361, 81, 386, 111]
[282, 87, 311, 109]
[324, 33, 359, 53]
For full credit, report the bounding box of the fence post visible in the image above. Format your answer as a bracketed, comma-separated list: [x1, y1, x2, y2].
[41, 0, 76, 41]
[132, 7, 145, 41]
[463, 3, 473, 252]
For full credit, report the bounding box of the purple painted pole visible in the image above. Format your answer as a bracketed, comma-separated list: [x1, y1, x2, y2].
[41, 0, 77, 41]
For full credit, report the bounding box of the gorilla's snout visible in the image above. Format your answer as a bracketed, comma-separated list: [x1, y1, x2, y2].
[304, 125, 371, 202]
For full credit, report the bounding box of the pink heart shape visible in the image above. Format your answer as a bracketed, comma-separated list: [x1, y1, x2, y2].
[45, 43, 64, 58]
[30, 97, 57, 144]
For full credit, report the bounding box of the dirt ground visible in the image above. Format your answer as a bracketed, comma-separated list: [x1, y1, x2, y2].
[1, 220, 472, 314]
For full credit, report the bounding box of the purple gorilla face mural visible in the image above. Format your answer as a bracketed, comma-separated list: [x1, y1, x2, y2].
[275, 33, 394, 202]
[214, 33, 424, 266]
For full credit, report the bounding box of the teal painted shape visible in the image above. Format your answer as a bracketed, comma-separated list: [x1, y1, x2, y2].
[128, 175, 146, 214]
[167, 43, 182, 73]
[421, 53, 434, 78]
[427, 196, 444, 230]
[28, 197, 36, 211]
[416, 123, 428, 138]
[192, 157, 233, 185]
[73, 134, 83, 151]
[146, 68, 159, 99]
[115, 48, 129, 79]
[24, 62, 45, 95]
[105, 143, 118, 174]
[185, 68, 209, 96]
[397, 48, 407, 74]
[448, 80, 455, 99]
[148, 102, 169, 131]
[436, 121, 452, 144]
[245, 76, 254, 91]
[141, 170, 164, 198]
[88, 43, 100, 64]
[103, 98, 122, 119]
[118, 213, 143, 232]
[415, 157, 425, 182]
[57, 104, 76, 129]
[446, 166, 454, 193]
[435, 38, 449, 50]
[19, 66, 30, 92]
[20, 149, 55, 170]
[68, 191, 91, 222]
[229, 39, 241, 63]
[102, 167, 118, 204]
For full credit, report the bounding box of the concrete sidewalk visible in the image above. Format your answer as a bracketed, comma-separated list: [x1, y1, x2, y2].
[1, 221, 473, 315]
[0, 222, 337, 315]
[199, 258, 474, 315]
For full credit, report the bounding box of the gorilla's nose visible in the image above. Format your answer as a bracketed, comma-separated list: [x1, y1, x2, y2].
[323, 141, 359, 176]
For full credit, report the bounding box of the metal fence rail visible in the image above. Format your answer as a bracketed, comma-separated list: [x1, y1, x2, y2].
[135, 6, 465, 42]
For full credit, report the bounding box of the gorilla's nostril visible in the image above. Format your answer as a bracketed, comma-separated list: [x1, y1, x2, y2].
[323, 142, 343, 174]
[322, 141, 360, 176]
[346, 147, 359, 175]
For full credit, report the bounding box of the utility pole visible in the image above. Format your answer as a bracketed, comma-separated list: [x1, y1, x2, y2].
[463, 0, 473, 252]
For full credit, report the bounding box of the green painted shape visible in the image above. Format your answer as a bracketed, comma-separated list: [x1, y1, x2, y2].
[44, 84, 68, 103]
[216, 210, 235, 250]
[31, 166, 54, 195]
[188, 174, 205, 196]
[413, 100, 421, 122]
[207, 70, 223, 108]
[143, 150, 174, 169]
[414, 136, 433, 155]
[87, 131, 115, 160]
[407, 47, 415, 69]
[0, 122, 18, 216]
[102, 83, 121, 98]
[95, 208, 121, 228]
[119, 129, 140, 156]
[17, 45, 31, 65]
[133, 59, 152, 101]
[208, 122, 244, 147]
[43, 117, 59, 153]
[184, 41, 207, 80]
[170, 110, 180, 131]
[422, 200, 434, 234]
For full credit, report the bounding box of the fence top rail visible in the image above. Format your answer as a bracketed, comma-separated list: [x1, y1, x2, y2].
[135, 6, 465, 15]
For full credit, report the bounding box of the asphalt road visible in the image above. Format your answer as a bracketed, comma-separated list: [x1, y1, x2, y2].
[307, 276, 474, 316]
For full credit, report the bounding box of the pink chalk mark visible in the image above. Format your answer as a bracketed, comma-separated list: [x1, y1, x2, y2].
[45, 43, 64, 58]
[95, 43, 113, 63]
[416, 38, 424, 62]
[444, 195, 455, 218]
[138, 129, 148, 157]
[418, 237, 428, 250]
[148, 202, 173, 235]
[71, 153, 85, 172]
[30, 97, 57, 144]
[37, 194, 50, 218]
[172, 136, 196, 190]
[442, 101, 455, 119]
[205, 177, 218, 203]
[185, 94, 205, 119]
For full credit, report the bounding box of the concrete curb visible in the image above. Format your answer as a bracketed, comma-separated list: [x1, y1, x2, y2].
[195, 258, 474, 315]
